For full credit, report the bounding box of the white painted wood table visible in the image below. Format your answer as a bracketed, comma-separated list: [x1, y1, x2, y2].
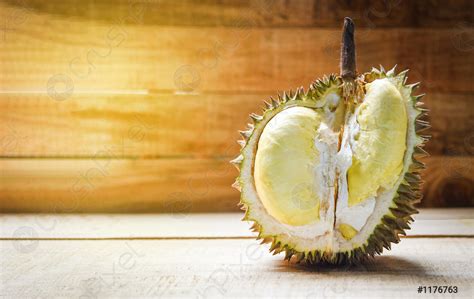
[1, 209, 473, 298]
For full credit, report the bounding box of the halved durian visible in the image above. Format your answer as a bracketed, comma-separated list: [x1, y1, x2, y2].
[231, 18, 429, 264]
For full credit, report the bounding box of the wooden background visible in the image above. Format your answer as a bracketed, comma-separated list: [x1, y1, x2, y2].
[0, 0, 473, 212]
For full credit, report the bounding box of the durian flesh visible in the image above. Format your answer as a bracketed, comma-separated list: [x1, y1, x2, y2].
[232, 67, 428, 264]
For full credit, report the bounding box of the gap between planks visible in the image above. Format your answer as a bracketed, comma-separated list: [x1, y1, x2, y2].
[1, 210, 472, 239]
[0, 92, 471, 158]
[1, 235, 473, 241]
[0, 157, 472, 212]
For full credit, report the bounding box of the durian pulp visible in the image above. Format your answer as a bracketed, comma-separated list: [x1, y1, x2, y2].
[253, 78, 407, 247]
[254, 107, 323, 226]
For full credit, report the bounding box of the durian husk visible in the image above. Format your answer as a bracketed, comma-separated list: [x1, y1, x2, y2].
[231, 66, 429, 264]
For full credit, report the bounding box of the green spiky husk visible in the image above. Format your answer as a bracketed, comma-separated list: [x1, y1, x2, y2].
[231, 66, 429, 265]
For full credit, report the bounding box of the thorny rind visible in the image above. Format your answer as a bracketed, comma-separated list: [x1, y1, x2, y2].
[231, 18, 429, 265]
[230, 66, 430, 265]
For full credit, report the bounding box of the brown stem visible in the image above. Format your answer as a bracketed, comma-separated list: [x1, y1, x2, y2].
[340, 17, 357, 81]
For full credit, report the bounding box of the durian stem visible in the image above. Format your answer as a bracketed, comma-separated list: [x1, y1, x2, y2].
[340, 17, 357, 81]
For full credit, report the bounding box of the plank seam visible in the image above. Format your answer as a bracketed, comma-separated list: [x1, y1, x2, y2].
[1, 235, 472, 241]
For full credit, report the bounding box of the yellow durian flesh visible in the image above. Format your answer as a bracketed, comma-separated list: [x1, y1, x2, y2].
[254, 79, 409, 228]
[338, 223, 358, 240]
[254, 107, 321, 226]
[347, 78, 408, 206]
[233, 19, 425, 263]
[234, 68, 427, 264]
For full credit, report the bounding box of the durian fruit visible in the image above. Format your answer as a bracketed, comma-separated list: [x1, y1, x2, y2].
[231, 18, 429, 264]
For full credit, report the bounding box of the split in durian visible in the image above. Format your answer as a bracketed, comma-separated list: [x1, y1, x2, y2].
[231, 18, 430, 264]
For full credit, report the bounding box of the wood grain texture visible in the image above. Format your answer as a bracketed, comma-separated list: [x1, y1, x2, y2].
[0, 156, 471, 212]
[1, 1, 472, 93]
[0, 93, 265, 158]
[0, 209, 472, 239]
[0, 92, 470, 157]
[1, 238, 473, 298]
[3, 0, 473, 28]
[420, 156, 474, 207]
[424, 93, 474, 156]
[0, 157, 236, 213]
[1, 1, 472, 210]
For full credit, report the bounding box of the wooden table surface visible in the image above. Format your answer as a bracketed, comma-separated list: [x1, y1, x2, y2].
[1, 209, 473, 298]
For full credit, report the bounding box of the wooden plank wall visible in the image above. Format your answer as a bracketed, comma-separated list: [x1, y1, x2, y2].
[0, 0, 473, 212]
